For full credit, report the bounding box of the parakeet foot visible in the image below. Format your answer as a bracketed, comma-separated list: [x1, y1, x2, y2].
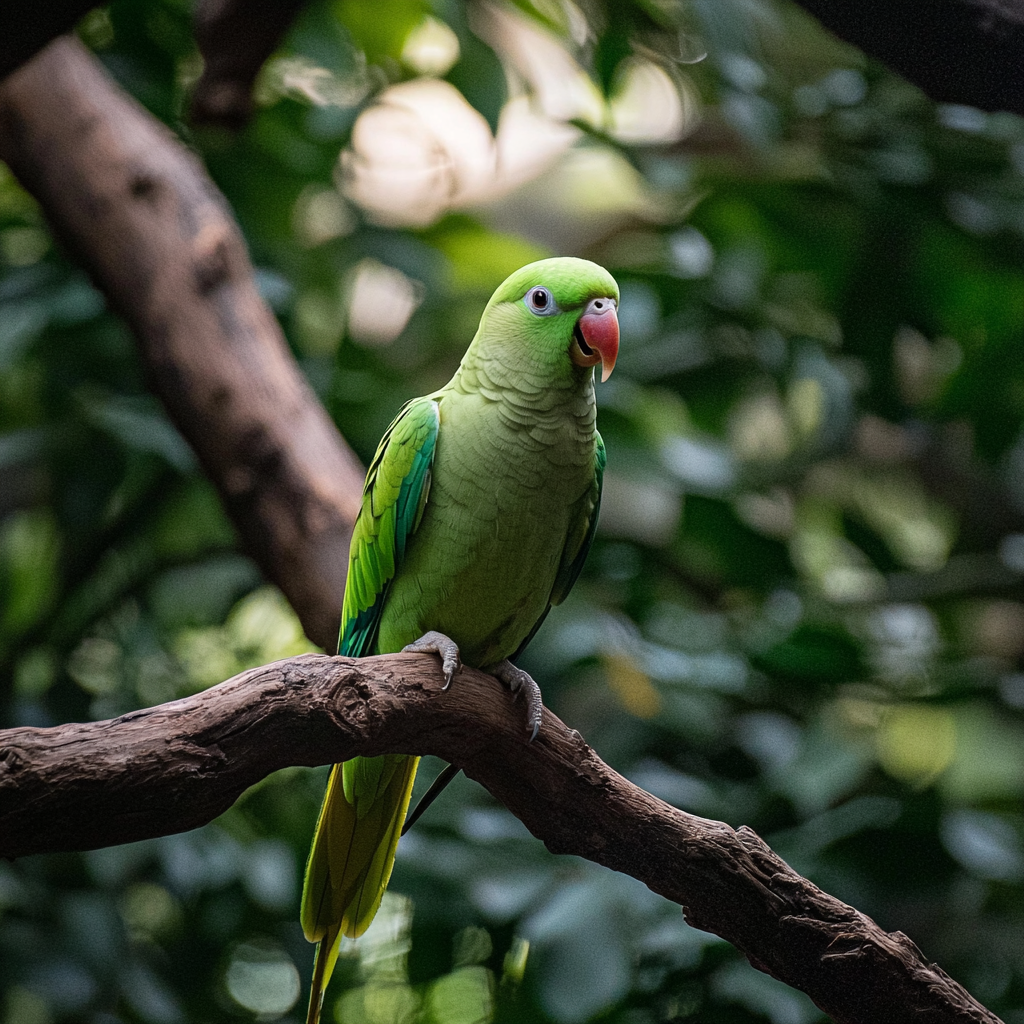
[488, 660, 543, 742]
[403, 630, 461, 689]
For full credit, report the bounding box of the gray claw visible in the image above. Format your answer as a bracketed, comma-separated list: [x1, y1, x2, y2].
[403, 630, 461, 688]
[488, 659, 543, 742]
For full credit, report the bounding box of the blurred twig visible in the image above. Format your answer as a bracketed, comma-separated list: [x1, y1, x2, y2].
[0, 651, 1003, 1024]
[190, 0, 309, 128]
[0, 37, 365, 651]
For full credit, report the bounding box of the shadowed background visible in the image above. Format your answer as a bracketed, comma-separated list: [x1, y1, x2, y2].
[1, 1, 1023, 1022]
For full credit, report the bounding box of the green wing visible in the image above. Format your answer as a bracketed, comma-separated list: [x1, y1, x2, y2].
[302, 397, 439, 1023]
[514, 432, 605, 659]
[338, 396, 440, 658]
[550, 431, 605, 606]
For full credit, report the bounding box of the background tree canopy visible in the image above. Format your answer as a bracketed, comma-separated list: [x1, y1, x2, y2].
[2, 1, 1024, 1022]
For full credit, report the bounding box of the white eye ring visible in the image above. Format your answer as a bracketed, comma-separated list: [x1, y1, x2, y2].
[524, 286, 558, 316]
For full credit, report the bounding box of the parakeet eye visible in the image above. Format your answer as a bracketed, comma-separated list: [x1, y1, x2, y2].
[524, 286, 558, 316]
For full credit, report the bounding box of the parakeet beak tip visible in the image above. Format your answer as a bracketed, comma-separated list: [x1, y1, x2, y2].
[572, 298, 619, 382]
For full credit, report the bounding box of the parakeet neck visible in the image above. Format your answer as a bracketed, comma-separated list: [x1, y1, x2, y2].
[451, 329, 596, 424]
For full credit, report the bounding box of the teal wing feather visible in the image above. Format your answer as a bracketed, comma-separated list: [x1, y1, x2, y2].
[338, 396, 440, 658]
[514, 432, 605, 659]
[301, 394, 438, 959]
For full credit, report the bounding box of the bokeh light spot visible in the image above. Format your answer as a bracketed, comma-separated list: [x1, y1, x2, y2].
[877, 705, 956, 786]
[224, 941, 300, 1017]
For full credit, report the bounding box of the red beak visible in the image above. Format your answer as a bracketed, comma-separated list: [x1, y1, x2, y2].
[572, 297, 619, 382]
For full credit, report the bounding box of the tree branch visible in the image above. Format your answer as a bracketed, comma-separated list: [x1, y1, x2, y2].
[790, 0, 1024, 117]
[0, 38, 365, 651]
[0, 652, 1001, 1024]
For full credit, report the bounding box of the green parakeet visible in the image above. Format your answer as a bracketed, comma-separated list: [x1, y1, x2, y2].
[300, 257, 620, 1023]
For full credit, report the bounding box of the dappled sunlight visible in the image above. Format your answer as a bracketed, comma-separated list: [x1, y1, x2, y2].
[5, 0, 1024, 1020]
[258, 53, 371, 109]
[474, 0, 604, 125]
[339, 1, 695, 230]
[401, 16, 461, 78]
[293, 185, 356, 246]
[224, 940, 301, 1017]
[608, 58, 696, 144]
[174, 587, 319, 693]
[597, 470, 682, 546]
[805, 463, 956, 572]
[485, 145, 668, 251]
[332, 893, 497, 1024]
[876, 704, 957, 786]
[345, 258, 424, 346]
[790, 503, 886, 602]
[729, 390, 792, 462]
[341, 79, 498, 227]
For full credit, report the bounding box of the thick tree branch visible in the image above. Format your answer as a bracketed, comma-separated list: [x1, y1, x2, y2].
[0, 38, 365, 651]
[0, 653, 1001, 1024]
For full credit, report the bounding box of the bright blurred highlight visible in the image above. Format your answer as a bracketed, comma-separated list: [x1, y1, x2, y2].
[224, 941, 301, 1016]
[876, 705, 957, 786]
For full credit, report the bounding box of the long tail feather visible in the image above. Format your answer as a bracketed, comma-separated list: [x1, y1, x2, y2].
[343, 754, 420, 936]
[305, 923, 341, 1024]
[301, 755, 420, 1024]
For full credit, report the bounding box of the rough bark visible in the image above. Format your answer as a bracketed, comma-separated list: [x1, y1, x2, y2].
[0, 652, 1002, 1024]
[0, 38, 365, 652]
[191, 0, 309, 127]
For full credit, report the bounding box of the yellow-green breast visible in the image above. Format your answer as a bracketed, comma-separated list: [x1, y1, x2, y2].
[375, 374, 597, 667]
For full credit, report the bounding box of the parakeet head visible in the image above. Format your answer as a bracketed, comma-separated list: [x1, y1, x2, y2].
[471, 257, 620, 385]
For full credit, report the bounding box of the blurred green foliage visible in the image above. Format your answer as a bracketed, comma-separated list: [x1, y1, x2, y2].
[3, 0, 1024, 1021]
